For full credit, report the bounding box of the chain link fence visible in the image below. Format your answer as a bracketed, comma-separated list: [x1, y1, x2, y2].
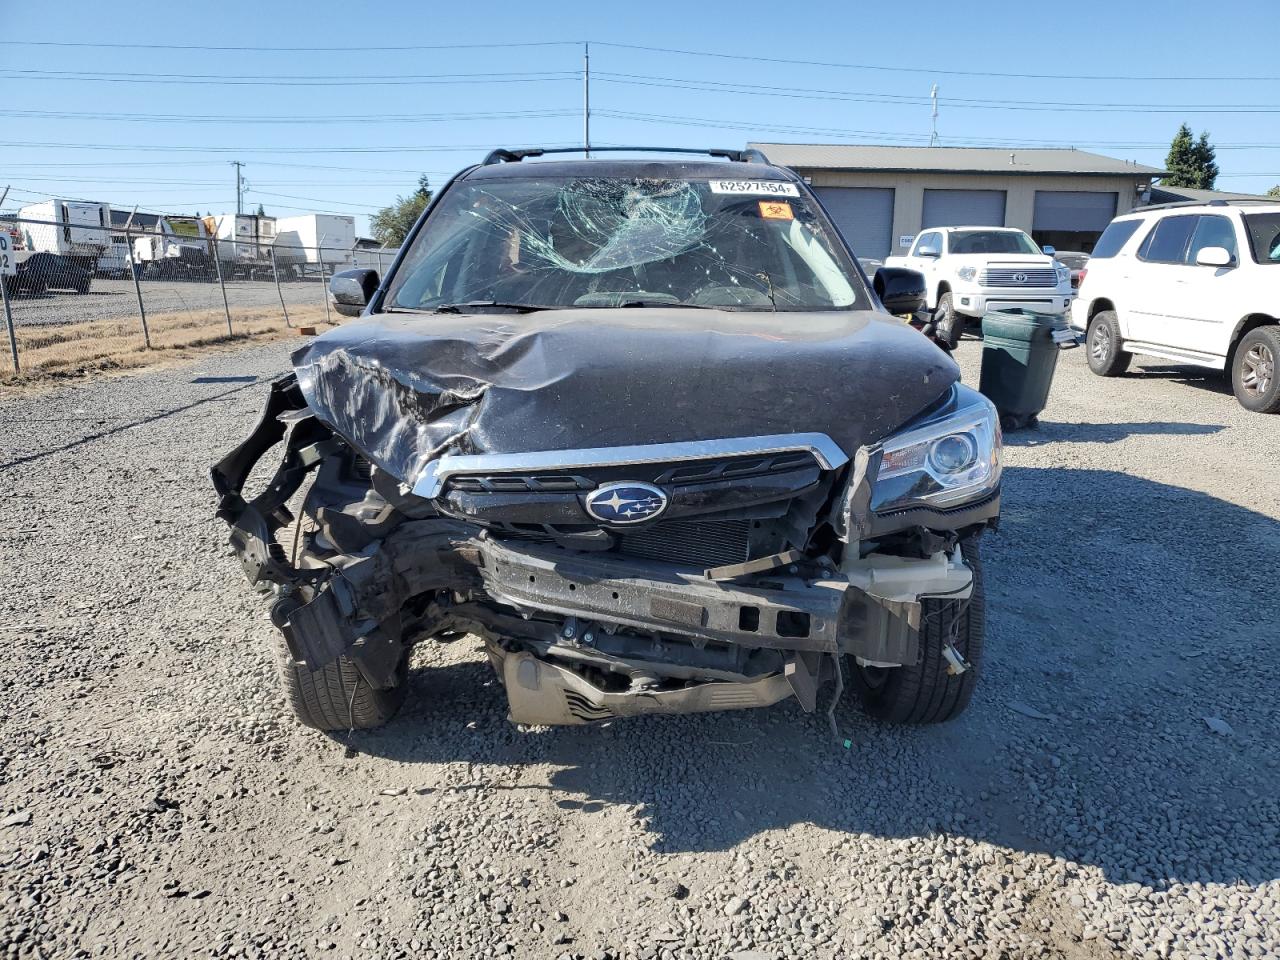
[0, 212, 400, 378]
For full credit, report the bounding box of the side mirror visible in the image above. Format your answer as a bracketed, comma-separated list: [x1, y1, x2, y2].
[1042, 244, 1057, 256]
[875, 267, 927, 316]
[328, 268, 379, 317]
[1195, 246, 1233, 268]
[916, 243, 941, 259]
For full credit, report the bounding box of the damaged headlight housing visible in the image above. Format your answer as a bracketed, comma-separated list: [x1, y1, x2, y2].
[871, 389, 1002, 512]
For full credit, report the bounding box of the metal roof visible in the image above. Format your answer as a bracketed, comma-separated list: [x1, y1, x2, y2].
[1147, 184, 1273, 204]
[748, 143, 1166, 177]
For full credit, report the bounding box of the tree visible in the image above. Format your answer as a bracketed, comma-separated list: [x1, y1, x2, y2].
[1267, 185, 1280, 198]
[1164, 123, 1219, 189]
[371, 175, 433, 246]
[255, 202, 267, 217]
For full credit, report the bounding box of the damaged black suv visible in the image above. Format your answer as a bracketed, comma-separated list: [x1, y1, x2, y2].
[212, 147, 1001, 733]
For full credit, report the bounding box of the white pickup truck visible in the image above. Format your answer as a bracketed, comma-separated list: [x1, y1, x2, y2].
[885, 226, 1075, 345]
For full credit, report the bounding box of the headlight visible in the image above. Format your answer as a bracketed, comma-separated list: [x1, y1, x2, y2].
[956, 266, 977, 282]
[870, 392, 1002, 512]
[1055, 265, 1070, 284]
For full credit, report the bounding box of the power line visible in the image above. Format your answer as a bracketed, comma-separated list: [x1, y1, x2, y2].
[591, 41, 1280, 83]
[2, 35, 1272, 81]
[0, 107, 581, 124]
[595, 74, 1280, 114]
[0, 68, 578, 87]
[0, 140, 584, 155]
[594, 110, 1280, 151]
[0, 160, 449, 172]
[0, 39, 581, 52]
[243, 189, 383, 212]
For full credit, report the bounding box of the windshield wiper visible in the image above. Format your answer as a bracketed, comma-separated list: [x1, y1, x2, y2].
[432, 301, 547, 314]
[618, 300, 717, 310]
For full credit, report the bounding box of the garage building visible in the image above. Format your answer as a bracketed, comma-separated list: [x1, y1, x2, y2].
[749, 143, 1165, 260]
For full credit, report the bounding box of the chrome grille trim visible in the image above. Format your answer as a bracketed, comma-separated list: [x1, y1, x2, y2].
[980, 268, 1058, 288]
[413, 433, 848, 498]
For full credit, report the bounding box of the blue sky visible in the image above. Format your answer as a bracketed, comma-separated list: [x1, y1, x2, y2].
[3, 0, 1277, 234]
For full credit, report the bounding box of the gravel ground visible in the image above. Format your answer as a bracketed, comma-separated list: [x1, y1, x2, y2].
[7, 278, 331, 327]
[1, 337, 1277, 960]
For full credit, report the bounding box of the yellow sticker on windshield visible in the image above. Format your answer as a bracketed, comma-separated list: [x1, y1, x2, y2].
[758, 201, 794, 220]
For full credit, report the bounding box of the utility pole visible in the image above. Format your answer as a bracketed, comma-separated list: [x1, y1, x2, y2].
[231, 160, 245, 216]
[583, 42, 591, 159]
[929, 85, 939, 147]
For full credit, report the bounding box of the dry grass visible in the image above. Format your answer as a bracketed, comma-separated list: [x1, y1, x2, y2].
[0, 305, 338, 395]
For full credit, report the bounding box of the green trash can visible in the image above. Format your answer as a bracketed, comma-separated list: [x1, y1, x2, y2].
[978, 309, 1072, 430]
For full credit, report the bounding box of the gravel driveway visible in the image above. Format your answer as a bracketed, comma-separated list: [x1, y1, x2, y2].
[2, 339, 1277, 960]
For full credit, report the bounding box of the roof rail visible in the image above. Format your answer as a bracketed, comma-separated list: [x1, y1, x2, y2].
[1137, 197, 1278, 211]
[481, 146, 771, 166]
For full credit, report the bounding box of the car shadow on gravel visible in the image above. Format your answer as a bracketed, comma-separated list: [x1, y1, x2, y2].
[344, 467, 1280, 889]
[1128, 363, 1235, 398]
[1003, 421, 1224, 445]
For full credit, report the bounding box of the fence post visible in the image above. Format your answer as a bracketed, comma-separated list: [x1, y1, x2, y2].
[1, 271, 18, 373]
[212, 217, 232, 336]
[269, 245, 291, 328]
[316, 233, 331, 325]
[123, 221, 151, 349]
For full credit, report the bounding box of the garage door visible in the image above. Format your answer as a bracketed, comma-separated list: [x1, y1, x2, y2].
[921, 189, 1006, 228]
[813, 187, 895, 260]
[1032, 191, 1118, 232]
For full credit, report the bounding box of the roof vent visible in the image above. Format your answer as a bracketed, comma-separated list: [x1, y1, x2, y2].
[1009, 152, 1016, 165]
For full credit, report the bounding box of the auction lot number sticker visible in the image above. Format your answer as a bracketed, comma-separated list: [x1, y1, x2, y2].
[708, 180, 800, 197]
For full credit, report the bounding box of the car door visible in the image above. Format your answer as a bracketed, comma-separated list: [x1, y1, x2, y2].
[1177, 214, 1244, 358]
[1124, 214, 1198, 345]
[904, 231, 944, 305]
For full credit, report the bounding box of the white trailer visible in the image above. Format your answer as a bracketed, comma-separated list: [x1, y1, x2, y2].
[273, 214, 355, 276]
[354, 244, 401, 273]
[16, 199, 113, 269]
[205, 214, 277, 278]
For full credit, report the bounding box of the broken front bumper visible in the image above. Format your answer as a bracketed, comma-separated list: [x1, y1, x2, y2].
[212, 375, 978, 724]
[235, 511, 971, 693]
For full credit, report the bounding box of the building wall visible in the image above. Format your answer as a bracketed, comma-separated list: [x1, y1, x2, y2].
[801, 170, 1150, 254]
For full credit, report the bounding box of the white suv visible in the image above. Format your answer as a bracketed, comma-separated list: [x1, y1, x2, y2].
[1070, 200, 1280, 413]
[886, 226, 1074, 345]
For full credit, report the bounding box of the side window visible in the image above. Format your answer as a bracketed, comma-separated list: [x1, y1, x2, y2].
[1137, 215, 1198, 264]
[1186, 215, 1238, 264]
[1090, 219, 1143, 258]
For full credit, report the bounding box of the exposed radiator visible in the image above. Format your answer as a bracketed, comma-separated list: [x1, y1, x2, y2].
[616, 519, 751, 568]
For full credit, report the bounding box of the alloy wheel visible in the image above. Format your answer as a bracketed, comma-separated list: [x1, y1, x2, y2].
[1240, 342, 1275, 397]
[1090, 323, 1111, 363]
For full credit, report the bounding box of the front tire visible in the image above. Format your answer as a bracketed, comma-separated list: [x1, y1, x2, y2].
[1232, 327, 1280, 413]
[850, 539, 985, 724]
[274, 631, 408, 731]
[933, 292, 964, 350]
[1086, 310, 1131, 376]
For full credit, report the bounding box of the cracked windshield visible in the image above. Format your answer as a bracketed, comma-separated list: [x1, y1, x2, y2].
[386, 177, 865, 311]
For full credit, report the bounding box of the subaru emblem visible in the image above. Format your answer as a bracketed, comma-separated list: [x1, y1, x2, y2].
[1013, 272, 1028, 283]
[584, 482, 668, 525]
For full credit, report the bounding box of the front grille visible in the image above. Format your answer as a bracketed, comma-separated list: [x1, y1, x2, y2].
[616, 519, 751, 568]
[443, 452, 818, 494]
[448, 474, 593, 493]
[980, 268, 1058, 288]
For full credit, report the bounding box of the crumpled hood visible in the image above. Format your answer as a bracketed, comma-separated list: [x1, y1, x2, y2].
[292, 308, 958, 488]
